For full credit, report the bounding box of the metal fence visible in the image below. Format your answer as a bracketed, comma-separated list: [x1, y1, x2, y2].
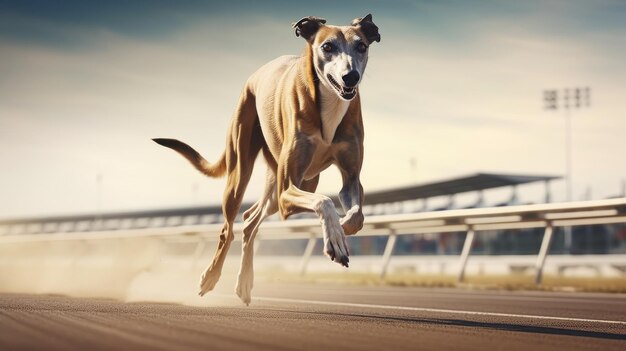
[2, 198, 625, 285]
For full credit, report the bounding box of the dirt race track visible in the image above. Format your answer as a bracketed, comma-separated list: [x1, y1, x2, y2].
[1, 281, 625, 351]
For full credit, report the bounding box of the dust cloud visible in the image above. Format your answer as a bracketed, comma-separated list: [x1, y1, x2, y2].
[0, 236, 246, 306]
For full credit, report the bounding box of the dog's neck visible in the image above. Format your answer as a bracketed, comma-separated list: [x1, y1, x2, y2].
[304, 44, 350, 144]
[318, 82, 349, 144]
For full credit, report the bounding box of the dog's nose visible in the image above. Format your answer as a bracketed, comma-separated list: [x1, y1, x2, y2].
[342, 70, 360, 87]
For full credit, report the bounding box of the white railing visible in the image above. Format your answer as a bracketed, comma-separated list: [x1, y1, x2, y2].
[1, 198, 625, 285]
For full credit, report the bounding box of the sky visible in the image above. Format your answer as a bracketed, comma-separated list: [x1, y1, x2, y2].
[1, 0, 625, 218]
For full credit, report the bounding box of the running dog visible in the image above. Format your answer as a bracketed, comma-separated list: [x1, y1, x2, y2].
[154, 14, 380, 305]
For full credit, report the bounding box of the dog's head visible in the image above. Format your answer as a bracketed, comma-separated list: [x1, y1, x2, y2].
[293, 14, 381, 101]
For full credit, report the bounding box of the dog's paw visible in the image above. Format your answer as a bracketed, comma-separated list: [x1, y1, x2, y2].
[198, 267, 221, 296]
[322, 216, 350, 267]
[340, 205, 363, 235]
[235, 272, 254, 306]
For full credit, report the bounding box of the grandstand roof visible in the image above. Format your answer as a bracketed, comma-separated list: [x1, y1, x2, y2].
[357, 172, 560, 205]
[0, 172, 560, 225]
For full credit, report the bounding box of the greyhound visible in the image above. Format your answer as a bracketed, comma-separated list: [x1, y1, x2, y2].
[154, 14, 380, 305]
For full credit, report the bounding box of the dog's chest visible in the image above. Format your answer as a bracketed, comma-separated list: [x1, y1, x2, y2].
[319, 88, 349, 144]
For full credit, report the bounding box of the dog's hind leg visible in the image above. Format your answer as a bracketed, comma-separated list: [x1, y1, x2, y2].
[199, 89, 263, 296]
[235, 169, 277, 305]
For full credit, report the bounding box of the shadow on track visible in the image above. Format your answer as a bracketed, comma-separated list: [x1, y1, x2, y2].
[259, 308, 626, 341]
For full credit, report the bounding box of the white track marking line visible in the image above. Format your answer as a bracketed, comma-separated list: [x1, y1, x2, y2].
[254, 296, 626, 326]
[272, 289, 625, 305]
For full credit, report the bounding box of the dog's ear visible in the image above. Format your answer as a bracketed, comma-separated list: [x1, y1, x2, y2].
[293, 16, 326, 41]
[351, 14, 381, 43]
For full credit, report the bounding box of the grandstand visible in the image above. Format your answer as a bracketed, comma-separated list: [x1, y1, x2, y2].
[1, 172, 624, 257]
[0, 172, 557, 235]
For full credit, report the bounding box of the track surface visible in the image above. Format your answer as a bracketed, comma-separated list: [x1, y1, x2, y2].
[1, 282, 625, 351]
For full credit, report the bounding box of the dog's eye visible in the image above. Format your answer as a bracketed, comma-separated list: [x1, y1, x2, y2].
[356, 42, 368, 53]
[322, 42, 335, 53]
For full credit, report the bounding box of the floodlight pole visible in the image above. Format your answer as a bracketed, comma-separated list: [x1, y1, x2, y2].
[543, 87, 590, 254]
[565, 107, 572, 203]
[564, 107, 573, 252]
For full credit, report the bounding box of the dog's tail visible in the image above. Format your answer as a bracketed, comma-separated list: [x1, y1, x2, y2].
[152, 138, 226, 178]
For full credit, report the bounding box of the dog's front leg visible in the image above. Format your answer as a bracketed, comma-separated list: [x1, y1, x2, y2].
[338, 175, 364, 235]
[280, 183, 350, 266]
[336, 138, 365, 236]
[277, 142, 350, 267]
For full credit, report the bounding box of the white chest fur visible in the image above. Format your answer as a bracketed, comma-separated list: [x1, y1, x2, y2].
[319, 86, 350, 144]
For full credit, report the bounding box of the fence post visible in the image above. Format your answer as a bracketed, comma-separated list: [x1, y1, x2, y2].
[457, 227, 475, 283]
[299, 233, 317, 276]
[535, 223, 554, 285]
[380, 230, 397, 278]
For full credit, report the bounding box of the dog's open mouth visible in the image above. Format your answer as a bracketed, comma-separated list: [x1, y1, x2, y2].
[327, 74, 357, 100]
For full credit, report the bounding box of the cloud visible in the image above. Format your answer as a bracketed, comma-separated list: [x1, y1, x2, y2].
[357, 5, 626, 201]
[0, 2, 625, 218]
